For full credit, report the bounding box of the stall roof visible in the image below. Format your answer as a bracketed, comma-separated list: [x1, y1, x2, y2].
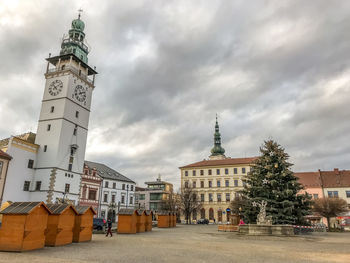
[75, 206, 96, 215]
[46, 204, 78, 215]
[0, 202, 51, 215]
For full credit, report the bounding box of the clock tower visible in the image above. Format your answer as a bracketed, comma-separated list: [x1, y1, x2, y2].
[31, 14, 97, 204]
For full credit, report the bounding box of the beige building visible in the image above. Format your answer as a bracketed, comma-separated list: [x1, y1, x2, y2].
[0, 150, 12, 205]
[135, 175, 173, 212]
[180, 117, 256, 223]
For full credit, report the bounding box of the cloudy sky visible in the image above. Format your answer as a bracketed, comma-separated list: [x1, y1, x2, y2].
[1, 0, 350, 189]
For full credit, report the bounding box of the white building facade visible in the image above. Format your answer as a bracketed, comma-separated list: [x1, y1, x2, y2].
[85, 161, 135, 222]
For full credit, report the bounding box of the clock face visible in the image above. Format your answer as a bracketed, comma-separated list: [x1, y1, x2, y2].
[74, 85, 87, 103]
[48, 80, 63, 96]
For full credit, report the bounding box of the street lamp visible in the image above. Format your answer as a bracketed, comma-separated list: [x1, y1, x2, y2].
[126, 185, 129, 209]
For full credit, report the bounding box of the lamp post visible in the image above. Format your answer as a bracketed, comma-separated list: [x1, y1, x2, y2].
[126, 185, 129, 209]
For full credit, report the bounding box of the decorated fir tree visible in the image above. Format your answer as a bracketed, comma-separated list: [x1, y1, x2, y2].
[241, 140, 311, 225]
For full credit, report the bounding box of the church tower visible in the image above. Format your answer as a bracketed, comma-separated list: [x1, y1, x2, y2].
[31, 14, 97, 204]
[209, 115, 226, 160]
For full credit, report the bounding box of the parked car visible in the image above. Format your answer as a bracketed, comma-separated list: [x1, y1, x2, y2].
[93, 218, 106, 230]
[197, 218, 209, 224]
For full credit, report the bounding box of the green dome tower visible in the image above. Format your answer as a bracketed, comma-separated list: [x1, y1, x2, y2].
[209, 115, 226, 160]
[60, 12, 89, 64]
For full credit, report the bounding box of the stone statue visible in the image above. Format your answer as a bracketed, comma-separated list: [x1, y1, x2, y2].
[253, 200, 272, 225]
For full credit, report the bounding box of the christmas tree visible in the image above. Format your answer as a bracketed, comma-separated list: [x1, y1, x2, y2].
[242, 140, 311, 225]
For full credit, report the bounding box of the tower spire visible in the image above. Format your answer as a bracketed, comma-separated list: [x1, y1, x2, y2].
[210, 115, 225, 159]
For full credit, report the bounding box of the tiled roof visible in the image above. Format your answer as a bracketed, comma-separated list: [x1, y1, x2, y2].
[0, 202, 50, 215]
[118, 209, 136, 215]
[320, 169, 350, 188]
[46, 204, 78, 215]
[294, 172, 322, 188]
[180, 157, 257, 168]
[75, 205, 97, 215]
[0, 150, 12, 160]
[85, 161, 135, 183]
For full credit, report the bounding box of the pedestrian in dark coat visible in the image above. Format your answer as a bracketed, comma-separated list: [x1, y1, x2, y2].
[106, 218, 113, 237]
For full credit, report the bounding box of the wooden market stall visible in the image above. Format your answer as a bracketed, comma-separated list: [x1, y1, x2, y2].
[0, 201, 12, 225]
[45, 204, 78, 247]
[117, 209, 137, 234]
[73, 206, 96, 243]
[0, 202, 51, 252]
[136, 210, 146, 233]
[144, 210, 153, 232]
[157, 211, 170, 228]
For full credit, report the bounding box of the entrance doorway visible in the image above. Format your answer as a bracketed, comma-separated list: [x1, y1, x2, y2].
[218, 210, 222, 222]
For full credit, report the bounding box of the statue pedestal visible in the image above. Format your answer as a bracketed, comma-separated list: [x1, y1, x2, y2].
[239, 224, 294, 236]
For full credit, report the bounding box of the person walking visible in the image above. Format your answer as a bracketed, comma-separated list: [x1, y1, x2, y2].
[106, 218, 113, 237]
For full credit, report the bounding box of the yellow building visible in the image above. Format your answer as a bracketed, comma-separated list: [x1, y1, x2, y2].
[180, 117, 256, 223]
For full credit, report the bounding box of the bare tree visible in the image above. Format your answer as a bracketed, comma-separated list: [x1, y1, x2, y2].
[160, 189, 177, 212]
[178, 186, 202, 224]
[313, 197, 348, 230]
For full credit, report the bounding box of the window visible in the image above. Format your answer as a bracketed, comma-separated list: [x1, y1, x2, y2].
[193, 181, 196, 188]
[201, 194, 205, 202]
[121, 195, 125, 204]
[184, 181, 189, 188]
[200, 181, 204, 188]
[73, 126, 77, 136]
[226, 193, 230, 202]
[105, 181, 109, 188]
[209, 193, 213, 202]
[75, 111, 79, 118]
[104, 193, 108, 202]
[28, 159, 34, 169]
[234, 168, 238, 174]
[216, 169, 220, 175]
[65, 183, 70, 193]
[200, 170, 204, 176]
[150, 193, 162, 200]
[208, 181, 212, 188]
[313, 194, 319, 199]
[130, 196, 133, 204]
[43, 145, 47, 152]
[242, 168, 246, 174]
[225, 180, 229, 187]
[122, 184, 125, 190]
[35, 181, 41, 191]
[217, 180, 221, 187]
[225, 168, 229, 175]
[23, 181, 30, 191]
[131, 185, 134, 191]
[193, 170, 196, 176]
[139, 194, 145, 200]
[185, 171, 188, 176]
[68, 163, 72, 171]
[234, 180, 238, 187]
[112, 194, 116, 203]
[328, 191, 339, 198]
[208, 169, 212, 175]
[346, 191, 350, 198]
[113, 182, 116, 189]
[217, 194, 222, 202]
[61, 65, 65, 70]
[50, 106, 54, 113]
[88, 190, 96, 200]
[47, 124, 51, 131]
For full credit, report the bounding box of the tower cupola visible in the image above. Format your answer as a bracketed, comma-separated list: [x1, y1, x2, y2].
[209, 115, 226, 160]
[60, 12, 89, 64]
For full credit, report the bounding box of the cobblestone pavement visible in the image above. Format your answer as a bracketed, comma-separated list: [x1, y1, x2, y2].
[0, 225, 349, 263]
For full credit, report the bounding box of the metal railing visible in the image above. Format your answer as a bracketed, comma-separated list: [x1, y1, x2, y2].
[47, 66, 93, 84]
